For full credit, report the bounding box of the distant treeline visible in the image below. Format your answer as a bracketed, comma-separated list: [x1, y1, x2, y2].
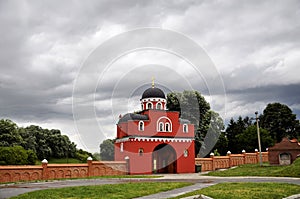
[0, 119, 92, 165]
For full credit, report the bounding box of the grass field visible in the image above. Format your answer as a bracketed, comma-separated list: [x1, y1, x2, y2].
[206, 158, 300, 177]
[171, 182, 300, 199]
[10, 182, 193, 199]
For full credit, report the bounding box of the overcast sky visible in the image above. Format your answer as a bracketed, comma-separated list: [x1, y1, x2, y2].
[1, 0, 300, 152]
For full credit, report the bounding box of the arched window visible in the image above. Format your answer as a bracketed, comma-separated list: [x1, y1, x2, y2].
[183, 124, 188, 133]
[138, 148, 144, 156]
[120, 143, 123, 152]
[138, 121, 144, 131]
[156, 102, 162, 110]
[159, 122, 164, 132]
[184, 149, 188, 157]
[141, 104, 144, 110]
[157, 116, 172, 132]
[165, 123, 170, 132]
[147, 102, 153, 109]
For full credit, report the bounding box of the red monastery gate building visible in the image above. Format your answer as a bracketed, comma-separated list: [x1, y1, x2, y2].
[114, 83, 195, 174]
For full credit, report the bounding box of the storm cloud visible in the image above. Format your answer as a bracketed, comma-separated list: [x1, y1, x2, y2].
[1, 0, 300, 152]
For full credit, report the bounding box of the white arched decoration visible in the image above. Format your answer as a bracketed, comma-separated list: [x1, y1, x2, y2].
[138, 121, 144, 131]
[156, 102, 162, 110]
[120, 143, 124, 152]
[159, 122, 164, 132]
[165, 122, 170, 132]
[157, 116, 172, 132]
[183, 124, 188, 133]
[147, 102, 153, 109]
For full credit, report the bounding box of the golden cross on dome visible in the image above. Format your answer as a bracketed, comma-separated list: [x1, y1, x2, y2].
[152, 77, 155, 88]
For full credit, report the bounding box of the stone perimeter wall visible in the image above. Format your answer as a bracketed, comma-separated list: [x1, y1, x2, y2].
[195, 152, 269, 172]
[0, 153, 269, 182]
[0, 160, 127, 183]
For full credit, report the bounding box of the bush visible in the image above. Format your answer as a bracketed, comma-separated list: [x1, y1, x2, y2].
[27, 149, 38, 165]
[75, 149, 94, 162]
[0, 146, 37, 165]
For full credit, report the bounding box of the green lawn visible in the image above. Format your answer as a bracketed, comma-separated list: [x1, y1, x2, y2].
[85, 175, 162, 179]
[206, 158, 300, 177]
[171, 182, 300, 199]
[10, 182, 193, 199]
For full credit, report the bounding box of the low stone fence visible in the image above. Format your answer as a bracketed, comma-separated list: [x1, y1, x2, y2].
[0, 159, 127, 183]
[195, 152, 269, 172]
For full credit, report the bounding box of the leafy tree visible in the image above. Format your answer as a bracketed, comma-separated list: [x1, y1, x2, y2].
[260, 102, 300, 142]
[24, 125, 52, 159]
[0, 119, 22, 147]
[212, 130, 228, 156]
[100, 139, 115, 161]
[225, 116, 254, 154]
[200, 111, 225, 157]
[235, 125, 274, 152]
[75, 149, 93, 162]
[0, 118, 89, 163]
[92, 152, 101, 161]
[22, 125, 77, 160]
[167, 91, 210, 136]
[0, 146, 37, 165]
[167, 90, 211, 157]
[19, 127, 37, 153]
[27, 149, 38, 165]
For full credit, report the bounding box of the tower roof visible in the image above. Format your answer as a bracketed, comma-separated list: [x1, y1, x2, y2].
[141, 87, 166, 99]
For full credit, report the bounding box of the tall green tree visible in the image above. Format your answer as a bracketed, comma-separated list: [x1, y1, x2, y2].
[225, 116, 251, 154]
[167, 91, 211, 136]
[0, 119, 22, 147]
[167, 91, 211, 156]
[201, 111, 225, 156]
[260, 102, 300, 142]
[235, 125, 274, 152]
[100, 139, 115, 161]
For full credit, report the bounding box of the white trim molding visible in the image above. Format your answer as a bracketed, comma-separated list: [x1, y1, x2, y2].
[115, 136, 194, 143]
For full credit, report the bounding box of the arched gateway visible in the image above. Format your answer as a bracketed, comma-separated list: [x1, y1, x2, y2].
[153, 144, 177, 173]
[114, 81, 195, 174]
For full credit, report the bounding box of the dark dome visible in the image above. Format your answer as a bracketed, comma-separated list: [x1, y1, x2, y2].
[142, 87, 165, 99]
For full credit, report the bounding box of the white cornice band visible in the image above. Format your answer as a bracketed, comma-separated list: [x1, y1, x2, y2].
[115, 136, 193, 143]
[141, 98, 166, 103]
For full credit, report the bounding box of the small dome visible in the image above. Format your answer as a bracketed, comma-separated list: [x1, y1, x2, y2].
[142, 87, 165, 99]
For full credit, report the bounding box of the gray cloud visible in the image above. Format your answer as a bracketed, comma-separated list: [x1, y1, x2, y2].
[1, 0, 299, 152]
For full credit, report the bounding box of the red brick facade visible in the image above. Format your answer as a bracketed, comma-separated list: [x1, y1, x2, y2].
[0, 160, 127, 183]
[268, 137, 300, 165]
[115, 86, 195, 174]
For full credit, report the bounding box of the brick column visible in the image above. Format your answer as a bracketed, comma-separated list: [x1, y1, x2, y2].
[125, 156, 130, 175]
[42, 159, 48, 180]
[242, 150, 246, 164]
[210, 153, 215, 171]
[87, 157, 93, 177]
[255, 149, 259, 163]
[227, 151, 232, 168]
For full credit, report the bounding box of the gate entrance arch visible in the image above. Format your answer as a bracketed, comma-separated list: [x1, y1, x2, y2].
[152, 144, 177, 173]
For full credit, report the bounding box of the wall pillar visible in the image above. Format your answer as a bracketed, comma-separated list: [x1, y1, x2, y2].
[87, 157, 93, 177]
[255, 149, 259, 163]
[125, 156, 130, 175]
[227, 151, 231, 167]
[41, 159, 48, 180]
[242, 150, 246, 164]
[210, 153, 215, 171]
